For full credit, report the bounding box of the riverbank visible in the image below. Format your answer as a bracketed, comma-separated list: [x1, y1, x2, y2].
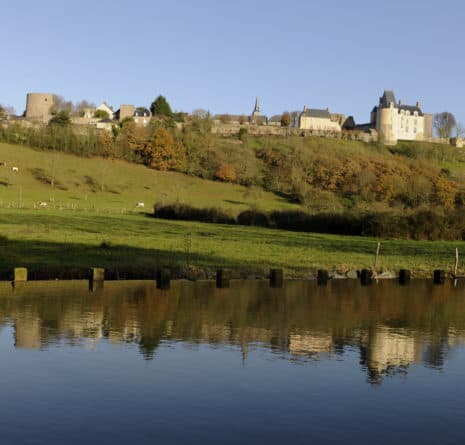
[0, 209, 462, 279]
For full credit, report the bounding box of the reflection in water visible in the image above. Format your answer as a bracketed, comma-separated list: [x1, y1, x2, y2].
[2, 279, 465, 384]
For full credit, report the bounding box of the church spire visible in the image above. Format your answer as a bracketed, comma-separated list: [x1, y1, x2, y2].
[253, 97, 260, 114]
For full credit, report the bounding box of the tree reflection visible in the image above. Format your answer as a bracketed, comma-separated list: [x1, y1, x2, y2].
[2, 279, 465, 384]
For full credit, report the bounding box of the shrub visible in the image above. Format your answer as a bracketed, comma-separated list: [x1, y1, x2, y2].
[237, 210, 270, 227]
[153, 203, 235, 224]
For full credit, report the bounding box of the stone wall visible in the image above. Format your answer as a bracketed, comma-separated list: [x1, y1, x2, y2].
[212, 123, 377, 142]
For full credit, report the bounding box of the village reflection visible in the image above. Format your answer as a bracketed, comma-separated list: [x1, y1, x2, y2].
[2, 279, 465, 384]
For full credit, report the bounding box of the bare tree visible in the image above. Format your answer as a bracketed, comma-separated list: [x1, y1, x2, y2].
[0, 104, 15, 117]
[51, 95, 73, 115]
[455, 123, 465, 138]
[434, 112, 456, 138]
[192, 109, 209, 119]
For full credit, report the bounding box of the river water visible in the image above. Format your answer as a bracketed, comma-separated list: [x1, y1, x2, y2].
[0, 279, 464, 444]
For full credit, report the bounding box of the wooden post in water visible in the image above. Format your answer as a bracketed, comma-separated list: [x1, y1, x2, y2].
[216, 269, 231, 288]
[14, 267, 28, 283]
[398, 269, 411, 285]
[454, 248, 459, 277]
[317, 270, 329, 286]
[269, 269, 283, 288]
[360, 269, 373, 286]
[434, 269, 445, 285]
[157, 268, 171, 290]
[89, 268, 105, 291]
[374, 242, 381, 270]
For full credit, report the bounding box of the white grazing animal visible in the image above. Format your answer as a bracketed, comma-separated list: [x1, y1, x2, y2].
[136, 202, 145, 208]
[38, 201, 48, 207]
[12, 166, 19, 172]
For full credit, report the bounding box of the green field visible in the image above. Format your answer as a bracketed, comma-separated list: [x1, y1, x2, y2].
[0, 142, 296, 213]
[0, 209, 462, 279]
[0, 141, 463, 279]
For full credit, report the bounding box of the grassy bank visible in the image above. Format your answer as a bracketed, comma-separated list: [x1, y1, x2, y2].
[0, 209, 462, 279]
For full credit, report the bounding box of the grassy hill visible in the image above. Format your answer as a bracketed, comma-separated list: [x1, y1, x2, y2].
[0, 140, 464, 278]
[0, 142, 297, 214]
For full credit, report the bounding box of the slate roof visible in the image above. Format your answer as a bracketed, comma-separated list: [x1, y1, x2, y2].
[378, 90, 423, 115]
[380, 90, 396, 107]
[134, 107, 151, 117]
[269, 115, 282, 123]
[300, 109, 331, 119]
[399, 105, 423, 116]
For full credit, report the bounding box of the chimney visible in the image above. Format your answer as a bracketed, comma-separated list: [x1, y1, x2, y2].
[398, 100, 402, 107]
[303, 105, 307, 112]
[416, 101, 421, 108]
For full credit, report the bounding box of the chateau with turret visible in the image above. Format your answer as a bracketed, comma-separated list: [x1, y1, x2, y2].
[370, 90, 433, 145]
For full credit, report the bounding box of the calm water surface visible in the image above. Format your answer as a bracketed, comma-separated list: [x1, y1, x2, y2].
[0, 279, 464, 444]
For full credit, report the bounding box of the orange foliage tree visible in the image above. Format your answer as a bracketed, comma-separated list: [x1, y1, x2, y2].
[98, 130, 114, 157]
[215, 164, 237, 182]
[144, 127, 186, 171]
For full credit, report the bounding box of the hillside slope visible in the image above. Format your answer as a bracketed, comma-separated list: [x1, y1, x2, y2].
[0, 142, 297, 213]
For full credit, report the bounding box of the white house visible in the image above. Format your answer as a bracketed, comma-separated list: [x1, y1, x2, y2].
[96, 102, 114, 119]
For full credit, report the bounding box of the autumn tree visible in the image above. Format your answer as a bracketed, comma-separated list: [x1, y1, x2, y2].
[281, 112, 291, 127]
[215, 164, 237, 182]
[120, 119, 138, 151]
[434, 112, 456, 138]
[142, 127, 185, 171]
[150, 95, 173, 118]
[98, 130, 115, 157]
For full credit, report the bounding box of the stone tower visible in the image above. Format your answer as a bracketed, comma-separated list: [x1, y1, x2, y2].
[25, 93, 54, 122]
[376, 90, 397, 145]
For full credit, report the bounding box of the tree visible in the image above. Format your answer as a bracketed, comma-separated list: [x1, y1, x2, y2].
[98, 131, 115, 157]
[49, 111, 71, 126]
[281, 112, 291, 127]
[219, 114, 232, 124]
[434, 112, 456, 138]
[51, 95, 73, 115]
[215, 164, 237, 182]
[140, 127, 185, 171]
[0, 104, 15, 118]
[94, 109, 110, 120]
[150, 95, 173, 118]
[192, 109, 209, 119]
[75, 100, 95, 116]
[455, 123, 465, 138]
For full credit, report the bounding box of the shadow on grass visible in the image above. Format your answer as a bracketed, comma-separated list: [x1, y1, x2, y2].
[0, 237, 271, 280]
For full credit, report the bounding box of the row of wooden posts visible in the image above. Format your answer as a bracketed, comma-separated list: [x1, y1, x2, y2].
[8, 266, 451, 289]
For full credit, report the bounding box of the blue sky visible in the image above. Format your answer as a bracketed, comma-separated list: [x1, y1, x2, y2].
[2, 0, 464, 124]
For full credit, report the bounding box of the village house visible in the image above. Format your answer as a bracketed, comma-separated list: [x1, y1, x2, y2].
[268, 115, 282, 126]
[299, 106, 342, 132]
[96, 102, 114, 119]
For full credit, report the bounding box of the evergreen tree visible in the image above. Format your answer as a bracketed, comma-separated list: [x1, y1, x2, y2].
[150, 95, 173, 118]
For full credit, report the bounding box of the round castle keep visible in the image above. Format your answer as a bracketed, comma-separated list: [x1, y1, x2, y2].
[25, 93, 54, 121]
